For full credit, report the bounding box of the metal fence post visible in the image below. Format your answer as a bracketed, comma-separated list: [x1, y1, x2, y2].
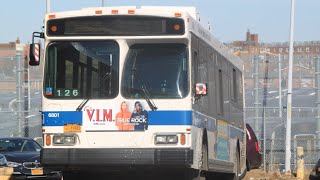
[315, 56, 320, 155]
[296, 146, 304, 179]
[24, 56, 29, 137]
[16, 51, 23, 137]
[262, 58, 269, 172]
[278, 54, 282, 118]
[253, 55, 260, 137]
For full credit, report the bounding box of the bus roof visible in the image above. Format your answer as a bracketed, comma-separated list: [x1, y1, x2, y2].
[46, 6, 197, 19]
[46, 6, 242, 70]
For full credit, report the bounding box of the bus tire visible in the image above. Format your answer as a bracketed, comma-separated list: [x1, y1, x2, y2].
[62, 172, 81, 180]
[185, 169, 206, 180]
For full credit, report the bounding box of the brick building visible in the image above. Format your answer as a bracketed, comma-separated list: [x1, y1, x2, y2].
[0, 38, 42, 91]
[229, 30, 320, 90]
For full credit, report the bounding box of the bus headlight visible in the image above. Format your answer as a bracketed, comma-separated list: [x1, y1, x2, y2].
[166, 135, 178, 144]
[53, 134, 76, 146]
[155, 135, 178, 144]
[53, 136, 64, 144]
[155, 135, 167, 144]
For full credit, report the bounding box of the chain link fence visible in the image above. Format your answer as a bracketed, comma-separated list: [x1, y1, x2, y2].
[246, 107, 320, 173]
[0, 52, 43, 139]
[0, 93, 42, 139]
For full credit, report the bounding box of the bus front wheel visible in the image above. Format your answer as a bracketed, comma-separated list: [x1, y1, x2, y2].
[185, 143, 208, 180]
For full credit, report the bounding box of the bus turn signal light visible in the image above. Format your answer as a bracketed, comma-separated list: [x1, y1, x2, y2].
[180, 134, 186, 145]
[45, 134, 51, 146]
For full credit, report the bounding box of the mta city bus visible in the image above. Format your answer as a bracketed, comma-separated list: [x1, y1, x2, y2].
[29, 6, 246, 180]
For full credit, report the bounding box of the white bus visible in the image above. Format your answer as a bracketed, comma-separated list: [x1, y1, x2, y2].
[29, 6, 246, 180]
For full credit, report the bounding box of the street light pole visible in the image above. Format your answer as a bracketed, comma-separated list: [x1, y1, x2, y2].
[46, 0, 51, 13]
[285, 0, 295, 173]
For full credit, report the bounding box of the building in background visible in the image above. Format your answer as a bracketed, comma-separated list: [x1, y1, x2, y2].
[229, 30, 320, 90]
[0, 38, 21, 84]
[0, 38, 43, 91]
[229, 31, 320, 171]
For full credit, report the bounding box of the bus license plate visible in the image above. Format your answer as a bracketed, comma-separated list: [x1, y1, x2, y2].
[31, 168, 43, 175]
[64, 124, 81, 133]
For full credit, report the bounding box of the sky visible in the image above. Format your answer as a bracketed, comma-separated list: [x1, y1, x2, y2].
[1, 0, 319, 44]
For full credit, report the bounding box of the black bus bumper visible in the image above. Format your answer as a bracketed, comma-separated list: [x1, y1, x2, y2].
[41, 148, 193, 167]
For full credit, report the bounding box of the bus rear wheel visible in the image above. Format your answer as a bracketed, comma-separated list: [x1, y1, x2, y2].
[226, 148, 240, 180]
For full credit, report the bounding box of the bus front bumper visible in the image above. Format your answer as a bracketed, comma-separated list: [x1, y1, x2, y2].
[41, 148, 193, 166]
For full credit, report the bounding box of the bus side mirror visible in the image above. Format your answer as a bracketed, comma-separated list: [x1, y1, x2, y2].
[29, 31, 44, 66]
[195, 83, 207, 96]
[29, 43, 41, 66]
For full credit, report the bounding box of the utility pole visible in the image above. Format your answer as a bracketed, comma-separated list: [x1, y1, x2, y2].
[253, 55, 260, 138]
[315, 56, 320, 152]
[285, 0, 295, 173]
[102, 0, 105, 7]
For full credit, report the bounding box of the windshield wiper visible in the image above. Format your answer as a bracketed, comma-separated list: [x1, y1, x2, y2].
[76, 94, 91, 111]
[132, 69, 158, 111]
[76, 72, 111, 111]
[76, 54, 114, 111]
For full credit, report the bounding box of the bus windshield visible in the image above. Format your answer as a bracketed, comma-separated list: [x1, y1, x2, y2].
[45, 41, 119, 99]
[121, 43, 189, 99]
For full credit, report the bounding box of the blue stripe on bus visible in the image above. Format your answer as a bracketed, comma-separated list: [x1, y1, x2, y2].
[43, 111, 83, 126]
[42, 110, 191, 126]
[192, 111, 217, 132]
[148, 111, 192, 125]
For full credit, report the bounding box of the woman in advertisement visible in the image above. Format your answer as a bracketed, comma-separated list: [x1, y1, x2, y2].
[115, 101, 134, 131]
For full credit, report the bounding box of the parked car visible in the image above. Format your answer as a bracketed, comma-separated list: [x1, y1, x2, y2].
[33, 137, 43, 147]
[309, 159, 320, 180]
[0, 153, 7, 166]
[0, 137, 61, 179]
[246, 123, 262, 170]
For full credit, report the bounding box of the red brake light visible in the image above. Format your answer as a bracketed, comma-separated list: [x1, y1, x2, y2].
[255, 141, 259, 152]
